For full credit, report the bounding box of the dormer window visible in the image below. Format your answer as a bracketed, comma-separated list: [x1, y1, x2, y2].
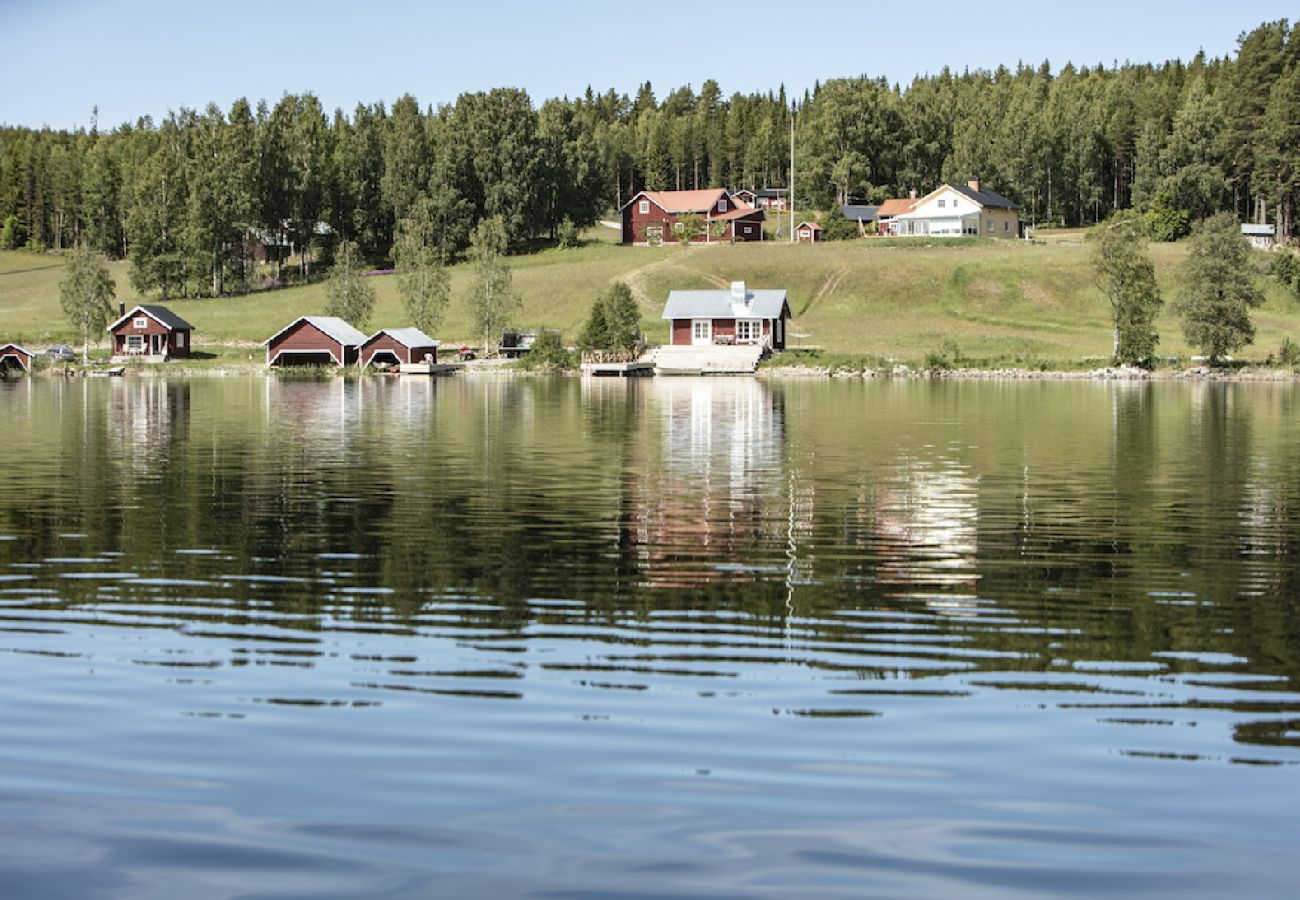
[718, 199, 728, 212]
[133, 317, 147, 329]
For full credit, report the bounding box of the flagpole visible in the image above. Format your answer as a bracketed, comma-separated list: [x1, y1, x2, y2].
[789, 106, 795, 243]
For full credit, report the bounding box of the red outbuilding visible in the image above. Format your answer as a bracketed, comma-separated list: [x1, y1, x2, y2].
[108, 305, 194, 360]
[361, 328, 440, 367]
[795, 221, 823, 243]
[621, 188, 764, 245]
[265, 316, 367, 367]
[0, 343, 32, 373]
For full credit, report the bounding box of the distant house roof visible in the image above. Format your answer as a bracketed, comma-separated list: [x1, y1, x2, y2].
[661, 282, 791, 320]
[366, 327, 440, 348]
[1241, 223, 1276, 236]
[796, 221, 822, 231]
[753, 188, 787, 199]
[842, 204, 880, 222]
[945, 183, 1020, 210]
[624, 188, 728, 214]
[0, 343, 31, 355]
[107, 304, 195, 333]
[265, 316, 368, 347]
[877, 198, 917, 218]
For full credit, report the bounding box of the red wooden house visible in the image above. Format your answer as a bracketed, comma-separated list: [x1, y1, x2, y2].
[0, 343, 32, 373]
[108, 305, 194, 360]
[795, 221, 822, 243]
[265, 316, 367, 367]
[660, 281, 793, 350]
[361, 328, 440, 367]
[621, 189, 764, 245]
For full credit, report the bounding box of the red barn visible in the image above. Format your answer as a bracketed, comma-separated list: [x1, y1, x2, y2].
[108, 305, 194, 360]
[660, 281, 793, 350]
[621, 189, 764, 245]
[361, 327, 440, 367]
[0, 343, 32, 373]
[265, 316, 367, 367]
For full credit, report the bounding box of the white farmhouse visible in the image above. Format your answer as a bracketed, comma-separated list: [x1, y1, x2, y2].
[889, 179, 1021, 239]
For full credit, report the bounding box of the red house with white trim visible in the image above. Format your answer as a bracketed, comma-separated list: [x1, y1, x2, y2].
[265, 316, 367, 367]
[795, 221, 822, 243]
[661, 282, 793, 350]
[621, 189, 764, 245]
[108, 305, 194, 360]
[361, 327, 440, 367]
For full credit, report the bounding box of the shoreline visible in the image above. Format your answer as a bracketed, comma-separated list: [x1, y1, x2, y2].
[15, 361, 1300, 383]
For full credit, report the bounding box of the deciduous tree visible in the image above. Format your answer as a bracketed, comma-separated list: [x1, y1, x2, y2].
[59, 244, 116, 362]
[1173, 212, 1265, 363]
[464, 216, 517, 356]
[323, 239, 375, 329]
[1089, 212, 1163, 365]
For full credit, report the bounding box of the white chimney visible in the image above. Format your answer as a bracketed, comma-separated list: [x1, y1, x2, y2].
[730, 281, 749, 306]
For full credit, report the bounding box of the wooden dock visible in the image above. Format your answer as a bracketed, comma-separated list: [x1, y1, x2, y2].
[581, 361, 655, 377]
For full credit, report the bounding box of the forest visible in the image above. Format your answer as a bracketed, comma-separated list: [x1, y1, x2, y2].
[0, 19, 1296, 300]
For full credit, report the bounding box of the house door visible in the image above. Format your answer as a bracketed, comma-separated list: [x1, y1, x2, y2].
[151, 334, 164, 355]
[692, 320, 712, 346]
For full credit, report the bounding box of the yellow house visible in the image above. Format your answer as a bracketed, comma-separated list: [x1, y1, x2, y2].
[889, 179, 1021, 239]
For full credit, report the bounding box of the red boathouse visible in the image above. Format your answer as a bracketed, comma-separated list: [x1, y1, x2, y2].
[265, 316, 367, 367]
[661, 282, 793, 350]
[361, 327, 440, 367]
[0, 343, 32, 373]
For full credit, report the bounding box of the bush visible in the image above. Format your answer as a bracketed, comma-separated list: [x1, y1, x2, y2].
[556, 218, 580, 249]
[924, 340, 963, 371]
[1143, 193, 1190, 242]
[0, 215, 25, 250]
[1277, 337, 1300, 367]
[822, 208, 860, 241]
[517, 329, 574, 371]
[1271, 252, 1300, 299]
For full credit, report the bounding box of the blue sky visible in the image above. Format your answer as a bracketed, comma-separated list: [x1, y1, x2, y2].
[2, 0, 1294, 129]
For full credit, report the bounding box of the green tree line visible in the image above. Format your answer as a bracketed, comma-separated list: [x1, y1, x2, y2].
[1, 19, 1295, 299]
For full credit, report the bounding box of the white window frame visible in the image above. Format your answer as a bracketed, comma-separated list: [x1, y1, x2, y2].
[133, 317, 147, 329]
[743, 226, 752, 234]
[126, 335, 144, 352]
[986, 219, 994, 233]
[718, 199, 728, 212]
[937, 199, 945, 209]
[673, 221, 684, 232]
[736, 319, 761, 343]
[639, 200, 649, 214]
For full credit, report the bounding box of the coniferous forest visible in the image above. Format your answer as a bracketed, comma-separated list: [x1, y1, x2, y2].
[0, 20, 1296, 300]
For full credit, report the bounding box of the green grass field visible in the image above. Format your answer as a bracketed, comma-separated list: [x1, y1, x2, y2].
[2, 224, 1297, 367]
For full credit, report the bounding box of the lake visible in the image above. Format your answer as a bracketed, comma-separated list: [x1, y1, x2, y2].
[1, 375, 1298, 898]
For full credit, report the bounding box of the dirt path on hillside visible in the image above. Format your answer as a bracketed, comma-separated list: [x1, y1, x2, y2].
[800, 267, 850, 315]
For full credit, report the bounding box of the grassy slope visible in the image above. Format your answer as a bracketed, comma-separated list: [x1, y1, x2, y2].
[1, 225, 1296, 365]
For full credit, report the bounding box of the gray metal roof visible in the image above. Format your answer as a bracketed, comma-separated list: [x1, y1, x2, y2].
[661, 284, 791, 320]
[842, 204, 880, 221]
[947, 183, 1020, 210]
[265, 316, 367, 347]
[366, 327, 440, 348]
[1241, 223, 1275, 235]
[108, 304, 194, 333]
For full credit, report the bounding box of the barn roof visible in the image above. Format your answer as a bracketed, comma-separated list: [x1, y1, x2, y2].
[365, 327, 440, 348]
[624, 188, 729, 214]
[108, 304, 194, 333]
[661, 282, 791, 320]
[0, 343, 31, 355]
[264, 316, 367, 347]
[796, 221, 822, 230]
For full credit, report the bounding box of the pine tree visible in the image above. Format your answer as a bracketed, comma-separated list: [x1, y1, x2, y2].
[602, 281, 641, 351]
[323, 239, 375, 329]
[1089, 212, 1163, 365]
[59, 244, 116, 362]
[1173, 212, 1265, 363]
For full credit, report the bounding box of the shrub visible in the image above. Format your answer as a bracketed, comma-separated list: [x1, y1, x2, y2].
[1278, 337, 1300, 367]
[0, 215, 25, 250]
[822, 208, 860, 241]
[517, 328, 574, 371]
[924, 340, 963, 371]
[1143, 193, 1190, 242]
[556, 218, 580, 249]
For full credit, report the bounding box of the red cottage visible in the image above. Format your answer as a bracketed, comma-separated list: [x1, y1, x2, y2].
[795, 221, 823, 243]
[108, 305, 194, 361]
[265, 316, 368, 367]
[361, 327, 440, 368]
[621, 189, 765, 245]
[661, 281, 793, 350]
[0, 343, 32, 373]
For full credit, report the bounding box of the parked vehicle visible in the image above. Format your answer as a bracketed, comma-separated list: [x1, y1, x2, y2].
[43, 345, 76, 362]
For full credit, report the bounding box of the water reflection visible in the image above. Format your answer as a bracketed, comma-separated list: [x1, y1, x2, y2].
[1, 376, 1300, 896]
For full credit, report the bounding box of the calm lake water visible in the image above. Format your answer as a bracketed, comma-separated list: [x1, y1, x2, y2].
[1, 375, 1299, 898]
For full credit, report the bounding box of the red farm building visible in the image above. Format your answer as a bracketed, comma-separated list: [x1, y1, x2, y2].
[265, 316, 367, 367]
[661, 281, 793, 350]
[795, 221, 823, 243]
[361, 327, 440, 368]
[621, 188, 764, 245]
[0, 343, 32, 373]
[108, 305, 194, 361]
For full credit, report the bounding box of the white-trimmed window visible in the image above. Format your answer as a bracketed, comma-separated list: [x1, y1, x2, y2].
[743, 226, 752, 234]
[986, 219, 994, 232]
[718, 199, 728, 212]
[673, 221, 684, 232]
[133, 317, 147, 329]
[937, 199, 946, 208]
[126, 335, 143, 352]
[177, 332, 186, 348]
[639, 200, 649, 214]
[736, 319, 760, 342]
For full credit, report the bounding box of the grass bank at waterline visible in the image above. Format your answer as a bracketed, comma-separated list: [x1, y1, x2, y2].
[2, 227, 1298, 368]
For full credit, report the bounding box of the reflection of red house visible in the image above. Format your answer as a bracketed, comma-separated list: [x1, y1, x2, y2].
[361, 328, 440, 367]
[0, 343, 32, 372]
[621, 188, 764, 245]
[108, 305, 194, 360]
[265, 316, 367, 367]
